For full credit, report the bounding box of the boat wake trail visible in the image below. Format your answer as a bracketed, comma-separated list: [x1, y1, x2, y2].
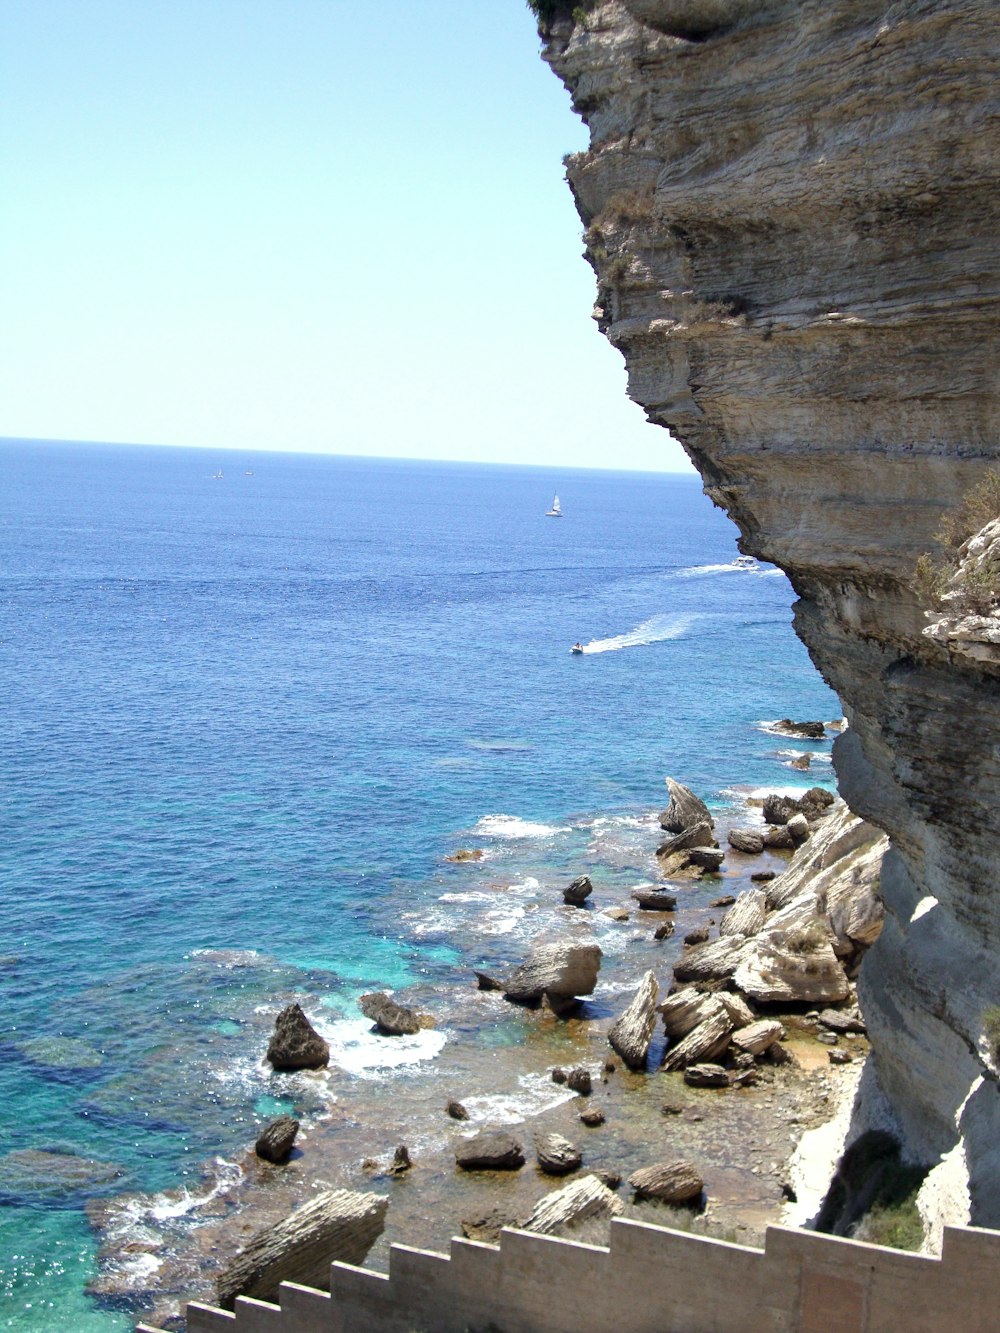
[677, 562, 783, 578]
[581, 613, 698, 655]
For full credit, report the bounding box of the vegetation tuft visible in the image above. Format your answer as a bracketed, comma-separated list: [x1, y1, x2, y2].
[983, 1005, 1000, 1057]
[816, 1130, 929, 1252]
[526, 0, 595, 33]
[913, 468, 1000, 616]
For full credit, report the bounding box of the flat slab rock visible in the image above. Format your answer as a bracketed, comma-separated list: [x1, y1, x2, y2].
[503, 941, 602, 1002]
[683, 1063, 731, 1088]
[608, 969, 659, 1070]
[455, 1131, 525, 1172]
[216, 1189, 387, 1308]
[631, 888, 678, 911]
[628, 1160, 704, 1202]
[662, 1004, 733, 1071]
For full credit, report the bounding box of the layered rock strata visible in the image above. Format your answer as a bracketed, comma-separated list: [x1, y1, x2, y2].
[539, 0, 1000, 1230]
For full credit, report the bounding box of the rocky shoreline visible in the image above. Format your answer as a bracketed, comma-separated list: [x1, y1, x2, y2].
[90, 731, 888, 1329]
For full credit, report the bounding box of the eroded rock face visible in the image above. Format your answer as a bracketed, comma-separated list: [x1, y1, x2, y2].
[540, 0, 1000, 1231]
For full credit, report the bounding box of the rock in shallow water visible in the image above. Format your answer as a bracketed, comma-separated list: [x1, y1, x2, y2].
[358, 992, 423, 1036]
[502, 940, 602, 1003]
[535, 1132, 582, 1176]
[628, 1160, 704, 1203]
[265, 1003, 329, 1071]
[659, 777, 714, 834]
[608, 969, 659, 1070]
[563, 875, 593, 906]
[455, 1131, 525, 1172]
[254, 1116, 299, 1164]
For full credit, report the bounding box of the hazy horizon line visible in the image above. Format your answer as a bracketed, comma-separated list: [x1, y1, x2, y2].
[0, 433, 698, 478]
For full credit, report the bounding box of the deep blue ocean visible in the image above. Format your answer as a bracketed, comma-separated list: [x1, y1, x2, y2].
[0, 440, 840, 1329]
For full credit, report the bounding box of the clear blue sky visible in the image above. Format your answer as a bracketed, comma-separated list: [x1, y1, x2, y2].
[0, 1, 692, 472]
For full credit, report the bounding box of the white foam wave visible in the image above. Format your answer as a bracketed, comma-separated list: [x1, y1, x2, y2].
[472, 815, 570, 839]
[677, 561, 782, 578]
[409, 904, 529, 938]
[323, 1017, 447, 1077]
[458, 1072, 578, 1126]
[580, 613, 697, 655]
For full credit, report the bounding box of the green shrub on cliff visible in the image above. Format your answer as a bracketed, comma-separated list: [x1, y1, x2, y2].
[526, 0, 594, 32]
[913, 468, 1000, 615]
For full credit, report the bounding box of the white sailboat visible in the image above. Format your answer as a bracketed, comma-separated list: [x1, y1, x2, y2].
[545, 493, 563, 517]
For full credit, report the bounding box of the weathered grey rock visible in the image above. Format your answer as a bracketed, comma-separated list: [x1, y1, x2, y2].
[503, 941, 602, 1002]
[657, 820, 716, 858]
[733, 934, 851, 1005]
[474, 970, 504, 991]
[683, 926, 710, 946]
[563, 875, 593, 907]
[786, 813, 810, 843]
[659, 778, 714, 834]
[540, 0, 1000, 1230]
[521, 1173, 624, 1239]
[719, 889, 768, 939]
[254, 1116, 299, 1164]
[628, 1160, 703, 1203]
[535, 1133, 583, 1176]
[683, 1064, 731, 1089]
[358, 992, 422, 1037]
[727, 828, 765, 855]
[631, 888, 677, 912]
[763, 795, 801, 826]
[580, 1108, 606, 1127]
[387, 1145, 412, 1176]
[455, 1132, 525, 1172]
[603, 905, 630, 921]
[566, 1067, 592, 1096]
[662, 1004, 734, 1070]
[653, 921, 675, 940]
[657, 850, 709, 879]
[790, 754, 811, 771]
[763, 825, 797, 850]
[719, 991, 756, 1029]
[818, 1008, 867, 1035]
[266, 1004, 330, 1071]
[216, 1189, 386, 1308]
[608, 969, 659, 1070]
[672, 935, 749, 983]
[658, 987, 722, 1039]
[685, 846, 726, 871]
[446, 1100, 470, 1120]
[730, 1020, 785, 1057]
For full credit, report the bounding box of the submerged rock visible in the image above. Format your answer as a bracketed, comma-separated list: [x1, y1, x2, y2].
[358, 992, 422, 1037]
[566, 1067, 592, 1096]
[446, 1100, 470, 1120]
[608, 969, 659, 1070]
[265, 1004, 330, 1071]
[455, 1131, 525, 1172]
[0, 1148, 123, 1198]
[216, 1189, 387, 1308]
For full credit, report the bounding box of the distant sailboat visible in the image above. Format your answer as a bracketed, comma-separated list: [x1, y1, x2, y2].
[546, 493, 563, 517]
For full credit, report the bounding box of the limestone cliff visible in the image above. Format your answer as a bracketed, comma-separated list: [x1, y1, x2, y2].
[538, 0, 1000, 1233]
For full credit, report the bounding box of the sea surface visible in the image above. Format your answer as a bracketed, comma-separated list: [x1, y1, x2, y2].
[0, 440, 840, 1329]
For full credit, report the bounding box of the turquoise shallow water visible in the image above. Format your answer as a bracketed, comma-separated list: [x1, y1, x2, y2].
[0, 440, 839, 1328]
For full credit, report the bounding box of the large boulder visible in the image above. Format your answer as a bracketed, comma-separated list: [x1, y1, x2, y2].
[662, 1003, 734, 1070]
[265, 1004, 330, 1071]
[608, 970, 659, 1070]
[216, 1189, 386, 1308]
[685, 846, 726, 871]
[628, 1160, 703, 1203]
[657, 820, 717, 857]
[563, 876, 593, 907]
[535, 1133, 583, 1176]
[727, 828, 765, 854]
[631, 888, 678, 911]
[358, 992, 422, 1036]
[658, 987, 722, 1039]
[733, 933, 851, 1004]
[659, 778, 714, 834]
[719, 889, 768, 938]
[730, 1020, 785, 1057]
[503, 941, 602, 1003]
[762, 794, 801, 825]
[521, 1173, 624, 1240]
[672, 934, 750, 983]
[455, 1131, 525, 1172]
[254, 1117, 299, 1164]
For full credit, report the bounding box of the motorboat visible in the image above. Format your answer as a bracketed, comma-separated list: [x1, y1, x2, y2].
[733, 555, 758, 569]
[570, 642, 584, 654]
[546, 493, 563, 517]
